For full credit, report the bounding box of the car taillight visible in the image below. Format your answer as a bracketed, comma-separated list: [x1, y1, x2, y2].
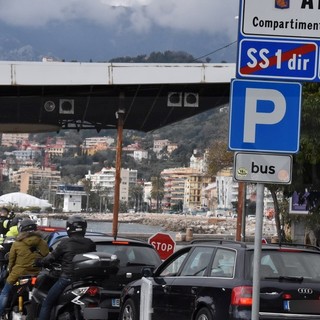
[87, 286, 99, 296]
[231, 286, 253, 306]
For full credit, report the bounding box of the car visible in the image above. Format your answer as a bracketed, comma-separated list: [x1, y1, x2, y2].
[51, 234, 162, 319]
[37, 225, 107, 247]
[119, 239, 320, 320]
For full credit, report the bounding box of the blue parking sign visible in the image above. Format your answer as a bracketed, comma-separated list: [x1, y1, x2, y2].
[229, 79, 301, 153]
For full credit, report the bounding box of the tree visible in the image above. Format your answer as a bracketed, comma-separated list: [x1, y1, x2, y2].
[287, 83, 320, 243]
[206, 141, 234, 176]
[129, 184, 144, 211]
[151, 176, 164, 212]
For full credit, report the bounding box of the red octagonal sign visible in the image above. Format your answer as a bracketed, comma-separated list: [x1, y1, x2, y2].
[148, 232, 176, 260]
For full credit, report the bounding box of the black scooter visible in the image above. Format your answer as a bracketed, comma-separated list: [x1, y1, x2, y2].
[29, 252, 119, 320]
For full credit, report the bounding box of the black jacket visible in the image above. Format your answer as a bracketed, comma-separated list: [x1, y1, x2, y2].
[42, 234, 96, 278]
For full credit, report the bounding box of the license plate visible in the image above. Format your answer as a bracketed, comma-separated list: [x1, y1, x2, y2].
[284, 300, 320, 314]
[112, 298, 120, 307]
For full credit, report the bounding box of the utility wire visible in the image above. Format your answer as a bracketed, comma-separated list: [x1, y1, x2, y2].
[191, 40, 238, 62]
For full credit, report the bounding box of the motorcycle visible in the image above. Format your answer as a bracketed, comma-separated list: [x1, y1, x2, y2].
[29, 251, 119, 320]
[2, 274, 36, 320]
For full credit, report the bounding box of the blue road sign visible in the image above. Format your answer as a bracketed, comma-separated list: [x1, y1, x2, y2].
[237, 0, 320, 82]
[238, 39, 317, 81]
[229, 79, 301, 153]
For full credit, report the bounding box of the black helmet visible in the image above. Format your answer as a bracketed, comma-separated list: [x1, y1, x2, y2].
[11, 216, 22, 227]
[66, 215, 87, 237]
[18, 219, 37, 233]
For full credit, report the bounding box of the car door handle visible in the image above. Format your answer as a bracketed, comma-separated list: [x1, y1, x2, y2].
[191, 287, 198, 294]
[162, 285, 170, 293]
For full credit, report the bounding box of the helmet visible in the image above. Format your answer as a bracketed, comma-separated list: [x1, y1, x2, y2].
[0, 208, 9, 217]
[11, 216, 22, 227]
[7, 211, 15, 220]
[66, 215, 87, 237]
[18, 219, 37, 233]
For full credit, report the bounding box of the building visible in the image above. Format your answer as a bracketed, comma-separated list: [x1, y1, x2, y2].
[153, 139, 170, 154]
[85, 167, 138, 204]
[161, 167, 200, 210]
[1, 133, 29, 147]
[11, 167, 61, 196]
[56, 184, 87, 213]
[216, 167, 237, 212]
[184, 174, 212, 212]
[12, 149, 42, 162]
[133, 150, 148, 162]
[190, 149, 209, 173]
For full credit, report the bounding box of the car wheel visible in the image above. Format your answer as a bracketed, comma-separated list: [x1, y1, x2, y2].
[121, 299, 138, 320]
[195, 307, 213, 320]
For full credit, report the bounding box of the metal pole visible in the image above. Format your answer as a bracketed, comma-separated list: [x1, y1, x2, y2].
[112, 108, 125, 239]
[241, 183, 247, 242]
[236, 182, 245, 241]
[251, 183, 264, 320]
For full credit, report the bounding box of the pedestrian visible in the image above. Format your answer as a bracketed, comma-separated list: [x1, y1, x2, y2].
[0, 218, 49, 316]
[38, 215, 96, 320]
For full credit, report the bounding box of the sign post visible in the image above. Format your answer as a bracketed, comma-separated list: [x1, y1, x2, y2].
[234, 1, 309, 318]
[148, 232, 176, 260]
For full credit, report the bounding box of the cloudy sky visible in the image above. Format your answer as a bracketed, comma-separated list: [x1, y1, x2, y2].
[0, 0, 240, 62]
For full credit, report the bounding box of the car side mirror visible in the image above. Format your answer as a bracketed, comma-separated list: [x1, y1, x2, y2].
[141, 267, 154, 277]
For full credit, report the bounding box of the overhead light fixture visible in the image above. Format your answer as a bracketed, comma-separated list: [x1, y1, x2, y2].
[44, 101, 56, 112]
[184, 93, 199, 107]
[59, 99, 74, 114]
[167, 92, 182, 107]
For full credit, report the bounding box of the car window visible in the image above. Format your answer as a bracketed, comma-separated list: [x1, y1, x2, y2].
[159, 251, 189, 277]
[180, 247, 214, 276]
[95, 244, 161, 267]
[211, 248, 236, 278]
[250, 250, 320, 281]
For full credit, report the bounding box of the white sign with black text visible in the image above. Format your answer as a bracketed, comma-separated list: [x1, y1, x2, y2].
[234, 152, 292, 184]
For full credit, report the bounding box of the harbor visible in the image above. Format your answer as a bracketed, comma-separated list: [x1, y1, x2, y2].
[32, 212, 278, 243]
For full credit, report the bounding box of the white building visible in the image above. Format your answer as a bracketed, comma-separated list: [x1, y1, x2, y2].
[216, 168, 237, 212]
[153, 139, 170, 154]
[1, 133, 29, 147]
[83, 136, 115, 148]
[85, 167, 138, 203]
[56, 185, 87, 213]
[133, 150, 148, 162]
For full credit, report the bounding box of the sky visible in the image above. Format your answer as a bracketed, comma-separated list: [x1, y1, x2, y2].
[0, 0, 240, 62]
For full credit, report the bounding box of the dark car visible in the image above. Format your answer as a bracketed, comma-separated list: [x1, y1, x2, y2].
[37, 225, 107, 247]
[51, 234, 162, 319]
[119, 239, 320, 320]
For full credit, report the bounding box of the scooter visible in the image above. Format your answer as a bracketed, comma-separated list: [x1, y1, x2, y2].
[29, 251, 119, 320]
[2, 274, 37, 320]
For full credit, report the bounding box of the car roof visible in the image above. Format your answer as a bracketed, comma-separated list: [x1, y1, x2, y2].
[42, 227, 156, 249]
[188, 239, 320, 253]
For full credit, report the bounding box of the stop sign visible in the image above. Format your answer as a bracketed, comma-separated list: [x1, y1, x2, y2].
[148, 232, 176, 260]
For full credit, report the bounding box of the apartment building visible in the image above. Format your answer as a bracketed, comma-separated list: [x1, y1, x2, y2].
[1, 133, 29, 147]
[12, 149, 42, 162]
[153, 139, 170, 154]
[11, 167, 61, 194]
[184, 174, 212, 211]
[85, 167, 137, 203]
[161, 167, 200, 210]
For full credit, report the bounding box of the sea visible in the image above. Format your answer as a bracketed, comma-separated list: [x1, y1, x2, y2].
[47, 218, 176, 237]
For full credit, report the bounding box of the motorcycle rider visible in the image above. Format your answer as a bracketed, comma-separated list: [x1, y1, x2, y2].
[38, 215, 96, 320]
[0, 208, 10, 245]
[0, 218, 49, 316]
